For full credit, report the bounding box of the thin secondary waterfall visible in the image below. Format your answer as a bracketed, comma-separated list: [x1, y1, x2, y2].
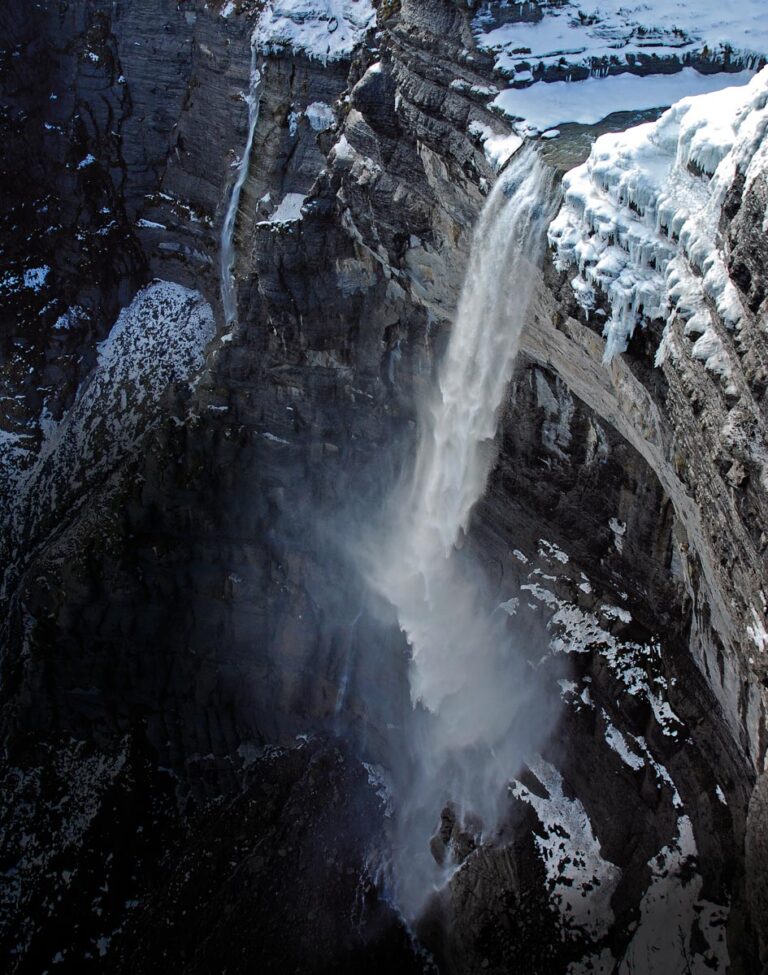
[367, 146, 559, 914]
[220, 35, 261, 326]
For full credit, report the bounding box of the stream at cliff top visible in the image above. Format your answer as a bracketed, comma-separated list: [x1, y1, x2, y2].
[366, 145, 561, 916]
[536, 106, 667, 171]
[220, 32, 261, 327]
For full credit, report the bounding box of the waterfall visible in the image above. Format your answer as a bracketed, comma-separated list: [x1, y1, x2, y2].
[367, 146, 559, 914]
[220, 36, 261, 326]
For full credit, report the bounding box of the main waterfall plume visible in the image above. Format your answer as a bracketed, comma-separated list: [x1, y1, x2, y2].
[367, 146, 559, 914]
[220, 34, 261, 326]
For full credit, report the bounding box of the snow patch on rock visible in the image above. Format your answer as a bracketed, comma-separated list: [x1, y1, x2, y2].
[305, 100, 336, 132]
[618, 816, 729, 973]
[526, 587, 685, 738]
[468, 120, 523, 171]
[254, 0, 376, 62]
[1, 265, 51, 295]
[7, 282, 214, 553]
[511, 757, 621, 938]
[602, 712, 645, 771]
[259, 192, 307, 226]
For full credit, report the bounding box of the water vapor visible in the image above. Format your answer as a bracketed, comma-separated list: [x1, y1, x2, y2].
[361, 146, 561, 916]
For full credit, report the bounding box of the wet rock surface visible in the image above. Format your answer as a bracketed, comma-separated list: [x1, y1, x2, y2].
[1, 1, 767, 972]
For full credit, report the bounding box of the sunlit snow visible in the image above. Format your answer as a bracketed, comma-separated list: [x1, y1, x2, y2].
[549, 67, 768, 361]
[254, 0, 376, 62]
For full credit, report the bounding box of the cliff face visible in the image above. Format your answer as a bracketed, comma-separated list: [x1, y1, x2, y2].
[2, 1, 767, 972]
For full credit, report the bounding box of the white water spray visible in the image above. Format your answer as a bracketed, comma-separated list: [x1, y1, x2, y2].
[220, 36, 261, 326]
[367, 146, 559, 914]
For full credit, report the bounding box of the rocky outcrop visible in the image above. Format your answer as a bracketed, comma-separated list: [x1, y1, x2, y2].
[2, 1, 768, 972]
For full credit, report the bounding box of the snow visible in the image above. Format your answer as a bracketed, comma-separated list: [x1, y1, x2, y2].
[305, 100, 336, 132]
[77, 153, 96, 169]
[11, 282, 214, 538]
[526, 584, 685, 737]
[491, 68, 755, 134]
[0, 266, 50, 294]
[618, 815, 729, 973]
[715, 784, 728, 805]
[329, 129, 382, 183]
[538, 538, 569, 564]
[511, 757, 621, 938]
[259, 192, 307, 225]
[601, 604, 632, 624]
[474, 1, 768, 80]
[254, 0, 376, 62]
[747, 605, 768, 652]
[330, 133, 356, 164]
[468, 120, 523, 170]
[521, 581, 559, 608]
[472, 1, 768, 146]
[451, 79, 499, 97]
[602, 711, 645, 770]
[608, 517, 626, 552]
[93, 282, 213, 392]
[549, 67, 768, 362]
[23, 267, 50, 291]
[53, 306, 87, 331]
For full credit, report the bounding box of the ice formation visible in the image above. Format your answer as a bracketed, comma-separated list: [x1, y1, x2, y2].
[548, 67, 768, 363]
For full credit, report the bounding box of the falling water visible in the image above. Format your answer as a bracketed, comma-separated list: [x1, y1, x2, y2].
[367, 146, 559, 914]
[220, 36, 261, 326]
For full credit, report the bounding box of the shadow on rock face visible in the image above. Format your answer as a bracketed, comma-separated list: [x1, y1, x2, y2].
[415, 826, 568, 975]
[107, 737, 429, 975]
